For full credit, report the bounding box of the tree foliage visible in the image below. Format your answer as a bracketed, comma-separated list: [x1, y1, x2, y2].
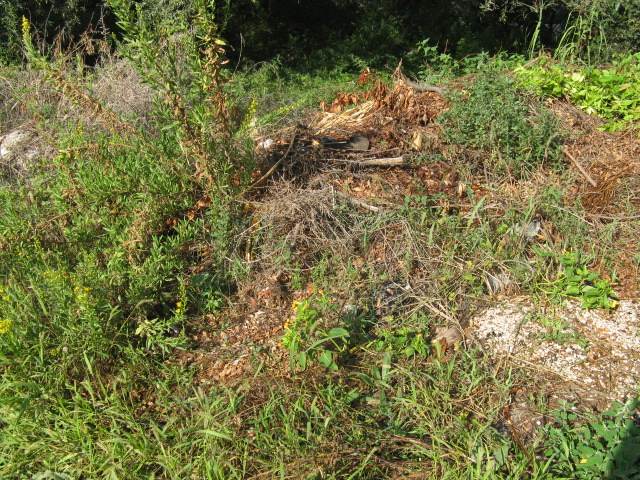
[0, 0, 107, 63]
[0, 0, 638, 67]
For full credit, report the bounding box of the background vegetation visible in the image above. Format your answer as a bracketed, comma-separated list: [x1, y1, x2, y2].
[2, 0, 639, 68]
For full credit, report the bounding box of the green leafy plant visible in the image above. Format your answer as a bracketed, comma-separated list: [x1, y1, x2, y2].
[515, 53, 640, 134]
[107, 0, 252, 193]
[542, 399, 640, 479]
[527, 313, 588, 347]
[414, 38, 454, 70]
[537, 250, 618, 310]
[440, 70, 562, 179]
[281, 290, 351, 371]
[371, 326, 431, 358]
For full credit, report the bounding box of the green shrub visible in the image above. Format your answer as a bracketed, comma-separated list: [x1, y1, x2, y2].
[515, 53, 640, 134]
[440, 70, 562, 179]
[0, 2, 253, 474]
[541, 399, 640, 479]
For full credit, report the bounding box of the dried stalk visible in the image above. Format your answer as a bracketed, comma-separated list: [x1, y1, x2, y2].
[334, 191, 384, 212]
[563, 147, 597, 187]
[327, 156, 404, 166]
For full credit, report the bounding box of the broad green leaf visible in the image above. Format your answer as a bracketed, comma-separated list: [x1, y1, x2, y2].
[328, 327, 350, 338]
[318, 350, 338, 370]
[565, 285, 580, 296]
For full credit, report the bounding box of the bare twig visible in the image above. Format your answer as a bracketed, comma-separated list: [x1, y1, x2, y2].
[504, 404, 534, 467]
[326, 156, 404, 166]
[516, 56, 541, 70]
[563, 147, 597, 187]
[588, 213, 640, 220]
[543, 133, 560, 161]
[335, 191, 384, 213]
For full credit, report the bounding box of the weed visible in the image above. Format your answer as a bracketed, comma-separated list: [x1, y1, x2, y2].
[105, 0, 253, 193]
[536, 249, 618, 310]
[282, 290, 355, 371]
[527, 313, 588, 347]
[554, 8, 609, 64]
[370, 325, 431, 358]
[541, 399, 640, 479]
[440, 70, 562, 180]
[515, 53, 640, 134]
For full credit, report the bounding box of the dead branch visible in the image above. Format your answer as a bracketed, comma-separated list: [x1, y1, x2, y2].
[400, 77, 444, 95]
[334, 191, 384, 213]
[588, 213, 640, 220]
[247, 133, 296, 189]
[395, 62, 444, 95]
[327, 156, 404, 166]
[563, 147, 598, 187]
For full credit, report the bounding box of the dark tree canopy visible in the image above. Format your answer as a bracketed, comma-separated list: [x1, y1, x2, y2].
[1, 0, 637, 66]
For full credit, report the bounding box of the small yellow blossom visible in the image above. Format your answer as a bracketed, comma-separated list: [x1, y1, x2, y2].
[21, 17, 31, 37]
[0, 318, 12, 334]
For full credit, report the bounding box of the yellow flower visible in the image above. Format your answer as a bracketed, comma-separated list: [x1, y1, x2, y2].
[241, 98, 258, 128]
[21, 16, 31, 37]
[0, 318, 12, 334]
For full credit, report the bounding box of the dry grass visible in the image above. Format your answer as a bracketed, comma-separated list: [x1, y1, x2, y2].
[91, 56, 156, 129]
[0, 68, 53, 133]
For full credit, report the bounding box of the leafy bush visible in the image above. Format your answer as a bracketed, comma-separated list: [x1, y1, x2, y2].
[542, 399, 640, 479]
[515, 53, 640, 134]
[440, 70, 562, 179]
[0, 2, 253, 474]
